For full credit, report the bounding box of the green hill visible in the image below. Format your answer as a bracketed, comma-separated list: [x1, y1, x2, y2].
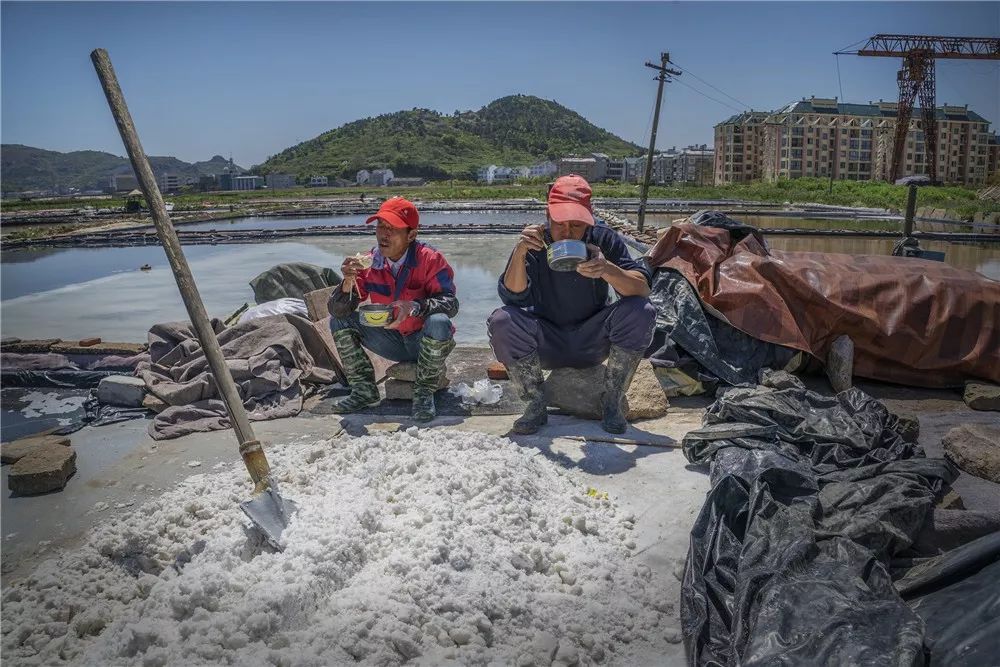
[257, 95, 643, 180]
[0, 145, 244, 194]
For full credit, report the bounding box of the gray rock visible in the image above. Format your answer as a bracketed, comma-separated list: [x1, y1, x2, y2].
[1, 435, 71, 464]
[97, 375, 147, 407]
[912, 508, 1000, 554]
[386, 362, 418, 382]
[964, 381, 1000, 411]
[545, 361, 668, 421]
[825, 334, 854, 393]
[8, 445, 76, 495]
[943, 424, 1000, 483]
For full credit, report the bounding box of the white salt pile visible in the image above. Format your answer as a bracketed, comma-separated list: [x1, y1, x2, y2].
[2, 428, 677, 666]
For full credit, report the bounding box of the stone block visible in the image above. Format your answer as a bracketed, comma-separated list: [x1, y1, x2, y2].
[8, 445, 76, 495]
[1, 338, 61, 354]
[487, 362, 509, 381]
[943, 424, 1000, 483]
[1, 435, 71, 464]
[50, 341, 146, 356]
[964, 381, 1000, 411]
[303, 286, 338, 322]
[97, 375, 147, 407]
[384, 376, 449, 401]
[545, 361, 668, 421]
[142, 394, 169, 414]
[386, 362, 418, 383]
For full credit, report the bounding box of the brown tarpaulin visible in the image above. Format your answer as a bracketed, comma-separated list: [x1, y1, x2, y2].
[647, 223, 1000, 387]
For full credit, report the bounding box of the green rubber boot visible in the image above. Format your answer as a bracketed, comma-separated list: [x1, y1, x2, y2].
[331, 328, 380, 413]
[602, 345, 643, 434]
[507, 353, 547, 435]
[412, 337, 455, 422]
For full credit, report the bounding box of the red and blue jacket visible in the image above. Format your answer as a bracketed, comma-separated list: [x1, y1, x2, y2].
[331, 241, 458, 336]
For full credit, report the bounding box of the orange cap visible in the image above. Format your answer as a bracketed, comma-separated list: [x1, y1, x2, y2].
[547, 174, 594, 225]
[365, 197, 419, 229]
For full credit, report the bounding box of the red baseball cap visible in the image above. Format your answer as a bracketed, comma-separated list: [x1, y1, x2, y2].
[547, 174, 594, 225]
[365, 197, 420, 229]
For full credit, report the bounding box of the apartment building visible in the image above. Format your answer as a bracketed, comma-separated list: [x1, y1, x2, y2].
[557, 156, 604, 182]
[157, 173, 183, 193]
[675, 145, 716, 185]
[715, 97, 994, 186]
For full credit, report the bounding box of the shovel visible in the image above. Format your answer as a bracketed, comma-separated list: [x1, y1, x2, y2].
[91, 49, 295, 550]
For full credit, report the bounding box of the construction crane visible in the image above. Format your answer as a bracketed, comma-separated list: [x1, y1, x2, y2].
[837, 34, 1000, 183]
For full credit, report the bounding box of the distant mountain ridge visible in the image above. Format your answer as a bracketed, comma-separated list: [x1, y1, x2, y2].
[0, 145, 245, 194]
[257, 94, 643, 180]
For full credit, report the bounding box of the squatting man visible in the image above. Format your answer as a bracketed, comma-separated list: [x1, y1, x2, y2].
[489, 174, 657, 434]
[328, 197, 458, 421]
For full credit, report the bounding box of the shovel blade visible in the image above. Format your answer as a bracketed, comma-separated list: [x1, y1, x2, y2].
[240, 487, 297, 551]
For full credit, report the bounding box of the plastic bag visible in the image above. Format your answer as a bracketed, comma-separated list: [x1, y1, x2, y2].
[449, 379, 502, 405]
[237, 298, 308, 324]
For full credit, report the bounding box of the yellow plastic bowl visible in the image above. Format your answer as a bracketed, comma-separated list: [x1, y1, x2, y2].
[359, 304, 393, 327]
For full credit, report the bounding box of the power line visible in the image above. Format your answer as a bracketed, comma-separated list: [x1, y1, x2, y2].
[671, 76, 746, 114]
[667, 58, 752, 109]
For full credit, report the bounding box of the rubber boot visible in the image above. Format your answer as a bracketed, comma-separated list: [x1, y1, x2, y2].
[602, 345, 643, 434]
[507, 353, 547, 434]
[331, 328, 380, 413]
[412, 337, 455, 422]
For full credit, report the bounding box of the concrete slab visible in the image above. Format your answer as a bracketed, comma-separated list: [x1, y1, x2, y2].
[8, 445, 76, 496]
[1, 434, 71, 464]
[96, 375, 146, 407]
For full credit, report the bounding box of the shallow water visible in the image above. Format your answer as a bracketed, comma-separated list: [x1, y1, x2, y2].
[3, 211, 997, 344]
[0, 233, 517, 344]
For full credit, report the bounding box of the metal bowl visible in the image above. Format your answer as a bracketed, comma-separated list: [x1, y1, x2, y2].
[546, 239, 588, 272]
[359, 303, 394, 328]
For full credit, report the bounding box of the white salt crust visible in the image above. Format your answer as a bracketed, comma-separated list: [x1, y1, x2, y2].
[2, 428, 675, 666]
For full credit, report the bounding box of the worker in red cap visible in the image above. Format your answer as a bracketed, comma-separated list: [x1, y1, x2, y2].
[488, 174, 655, 435]
[328, 197, 458, 421]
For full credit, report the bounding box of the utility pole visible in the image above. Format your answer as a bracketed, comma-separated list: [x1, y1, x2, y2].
[637, 53, 681, 233]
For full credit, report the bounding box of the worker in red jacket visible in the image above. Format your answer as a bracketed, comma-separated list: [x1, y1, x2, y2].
[328, 197, 458, 421]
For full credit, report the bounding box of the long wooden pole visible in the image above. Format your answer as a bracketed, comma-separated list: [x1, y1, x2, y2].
[90, 48, 272, 490]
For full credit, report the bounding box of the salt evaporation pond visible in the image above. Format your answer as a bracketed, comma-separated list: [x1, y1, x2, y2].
[1, 231, 523, 344]
[4, 210, 998, 344]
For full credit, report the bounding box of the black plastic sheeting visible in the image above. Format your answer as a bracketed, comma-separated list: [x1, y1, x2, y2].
[646, 269, 798, 391]
[645, 211, 799, 395]
[53, 392, 149, 435]
[678, 369, 997, 666]
[0, 369, 120, 389]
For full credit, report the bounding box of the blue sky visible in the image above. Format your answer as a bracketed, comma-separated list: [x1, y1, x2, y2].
[2, 2, 998, 167]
